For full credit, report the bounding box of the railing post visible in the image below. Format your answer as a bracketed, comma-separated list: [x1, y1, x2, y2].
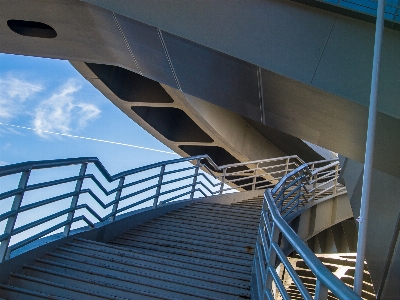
[284, 158, 290, 176]
[110, 176, 125, 222]
[297, 169, 303, 208]
[153, 165, 165, 208]
[190, 159, 201, 201]
[219, 168, 226, 195]
[252, 163, 259, 191]
[63, 163, 87, 237]
[315, 280, 328, 300]
[312, 172, 318, 200]
[265, 222, 280, 289]
[333, 164, 339, 196]
[0, 170, 31, 262]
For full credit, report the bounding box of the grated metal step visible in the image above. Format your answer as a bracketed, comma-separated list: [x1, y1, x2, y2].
[2, 201, 260, 299]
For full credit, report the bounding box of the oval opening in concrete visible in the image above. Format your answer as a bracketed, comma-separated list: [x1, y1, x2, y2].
[7, 20, 57, 38]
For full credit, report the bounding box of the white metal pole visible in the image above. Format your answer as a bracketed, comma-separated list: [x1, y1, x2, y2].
[353, 0, 386, 295]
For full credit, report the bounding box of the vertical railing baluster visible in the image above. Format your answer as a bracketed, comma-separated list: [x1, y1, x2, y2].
[252, 163, 259, 191]
[333, 164, 339, 196]
[0, 170, 31, 262]
[297, 171, 301, 210]
[110, 176, 125, 222]
[312, 172, 318, 200]
[153, 165, 165, 208]
[219, 168, 226, 195]
[63, 163, 87, 237]
[315, 280, 328, 300]
[284, 158, 290, 176]
[265, 222, 280, 290]
[190, 159, 201, 201]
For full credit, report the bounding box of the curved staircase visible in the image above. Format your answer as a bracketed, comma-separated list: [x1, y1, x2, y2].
[0, 155, 367, 299]
[0, 198, 262, 299]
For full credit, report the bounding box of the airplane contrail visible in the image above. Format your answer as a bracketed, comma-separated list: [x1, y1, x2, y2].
[0, 122, 178, 155]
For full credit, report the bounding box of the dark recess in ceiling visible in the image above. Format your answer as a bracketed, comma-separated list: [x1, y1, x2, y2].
[86, 63, 173, 103]
[132, 107, 213, 143]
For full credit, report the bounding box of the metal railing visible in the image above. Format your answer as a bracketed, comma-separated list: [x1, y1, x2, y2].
[317, 0, 400, 23]
[252, 160, 360, 299]
[0, 155, 219, 262]
[0, 154, 316, 262]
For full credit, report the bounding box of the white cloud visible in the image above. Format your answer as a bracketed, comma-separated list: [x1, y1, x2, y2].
[0, 161, 9, 166]
[0, 77, 43, 120]
[33, 79, 100, 137]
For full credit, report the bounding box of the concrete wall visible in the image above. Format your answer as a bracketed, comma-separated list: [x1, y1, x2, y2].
[340, 156, 400, 299]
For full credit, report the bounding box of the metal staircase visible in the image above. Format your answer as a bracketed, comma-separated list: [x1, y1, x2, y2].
[0, 155, 367, 299]
[0, 198, 263, 299]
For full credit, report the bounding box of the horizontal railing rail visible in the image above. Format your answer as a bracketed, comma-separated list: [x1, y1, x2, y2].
[252, 160, 360, 299]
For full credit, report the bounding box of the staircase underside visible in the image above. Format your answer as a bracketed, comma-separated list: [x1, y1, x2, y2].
[0, 198, 263, 299]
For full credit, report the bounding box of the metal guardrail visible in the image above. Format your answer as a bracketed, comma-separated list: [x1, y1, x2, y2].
[252, 161, 360, 299]
[0, 154, 312, 262]
[317, 0, 400, 23]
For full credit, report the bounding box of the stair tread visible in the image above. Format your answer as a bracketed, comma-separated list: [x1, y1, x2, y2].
[0, 283, 70, 300]
[73, 238, 251, 274]
[126, 227, 255, 247]
[110, 237, 254, 263]
[188, 203, 261, 214]
[51, 247, 251, 281]
[20, 265, 243, 300]
[147, 217, 258, 234]
[33, 258, 250, 296]
[142, 219, 257, 238]
[159, 214, 258, 229]
[121, 231, 256, 252]
[166, 212, 259, 225]
[135, 223, 255, 242]
[9, 272, 126, 300]
[170, 207, 260, 220]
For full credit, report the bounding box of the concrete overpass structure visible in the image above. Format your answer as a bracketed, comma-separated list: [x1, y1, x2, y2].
[0, 0, 399, 298]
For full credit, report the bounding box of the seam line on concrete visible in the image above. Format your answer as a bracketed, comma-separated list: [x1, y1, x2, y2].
[311, 17, 337, 84]
[112, 12, 142, 75]
[157, 29, 182, 91]
[257, 66, 266, 123]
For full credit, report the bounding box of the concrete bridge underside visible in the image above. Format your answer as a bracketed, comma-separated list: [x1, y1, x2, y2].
[1, 0, 399, 298]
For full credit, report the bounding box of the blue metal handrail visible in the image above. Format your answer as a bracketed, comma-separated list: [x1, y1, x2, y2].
[252, 162, 360, 299]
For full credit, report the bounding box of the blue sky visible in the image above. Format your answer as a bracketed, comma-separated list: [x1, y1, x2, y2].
[0, 53, 178, 174]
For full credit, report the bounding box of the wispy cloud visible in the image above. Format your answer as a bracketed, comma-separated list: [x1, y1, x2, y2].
[0, 77, 43, 120]
[0, 161, 9, 166]
[33, 79, 100, 137]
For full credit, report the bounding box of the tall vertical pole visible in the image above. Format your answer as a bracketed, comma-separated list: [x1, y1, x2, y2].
[354, 0, 385, 294]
